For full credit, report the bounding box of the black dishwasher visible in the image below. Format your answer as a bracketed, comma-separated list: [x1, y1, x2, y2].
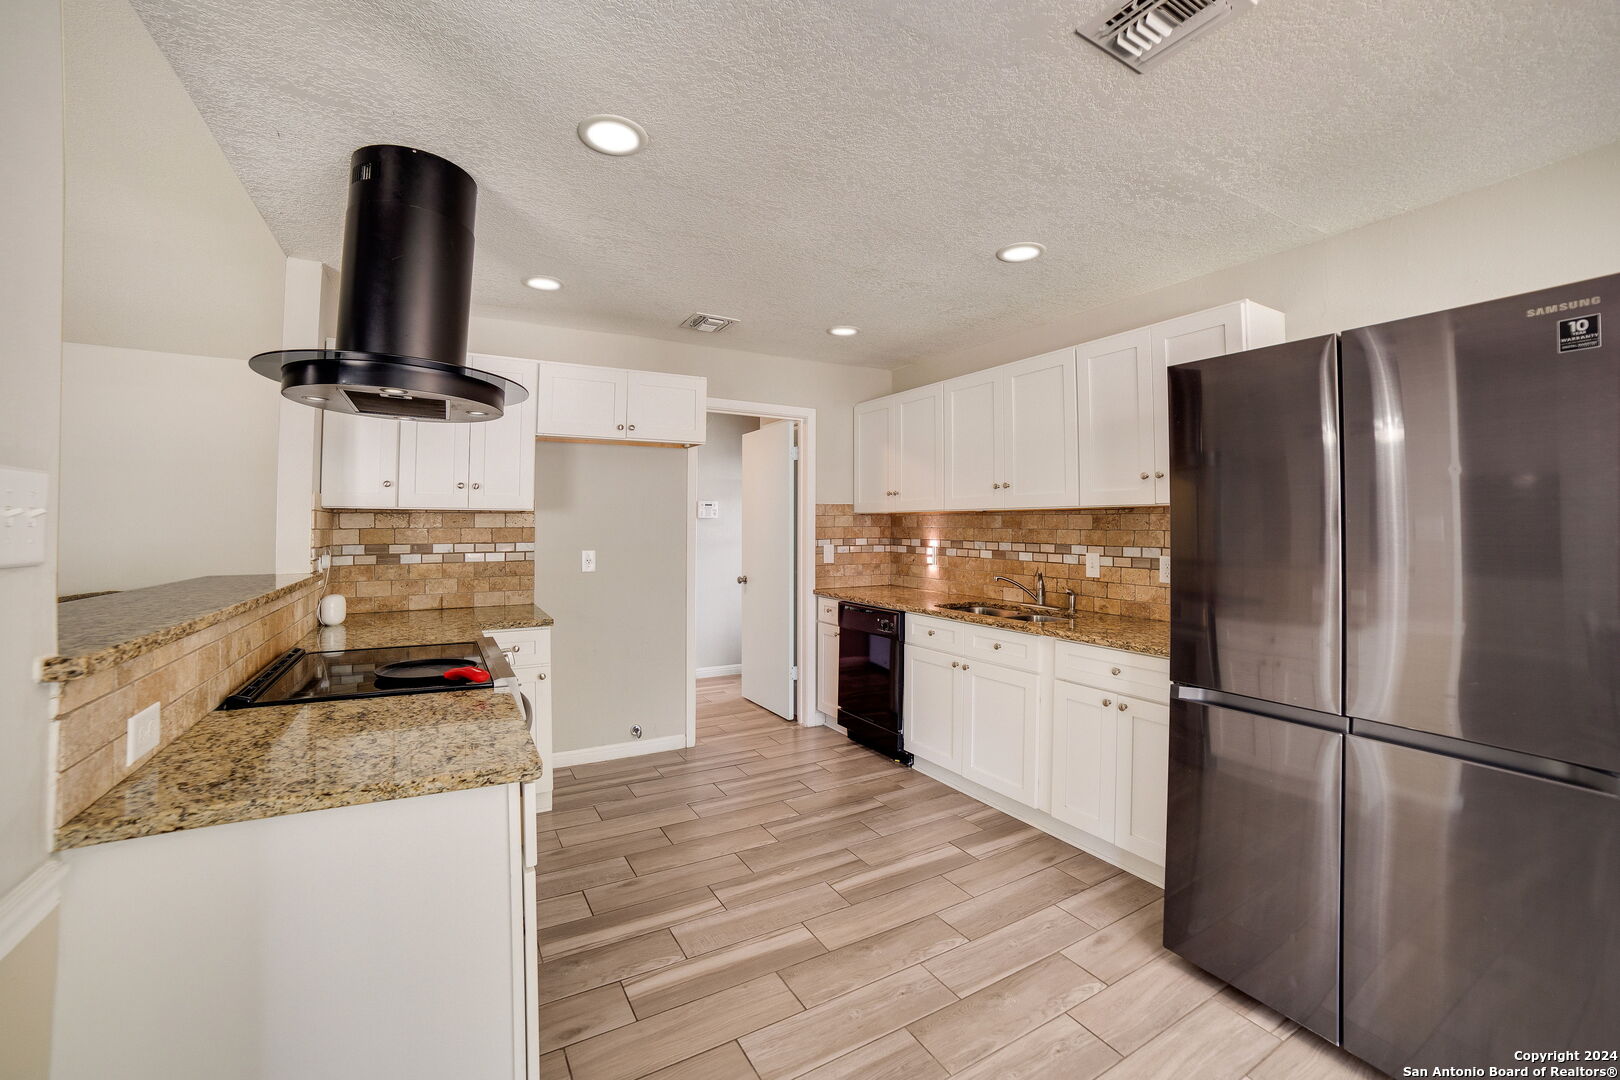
[836, 603, 911, 765]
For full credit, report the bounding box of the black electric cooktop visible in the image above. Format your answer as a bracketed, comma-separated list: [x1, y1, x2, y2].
[220, 642, 494, 710]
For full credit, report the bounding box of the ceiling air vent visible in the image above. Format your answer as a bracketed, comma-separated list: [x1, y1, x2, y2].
[679, 312, 739, 333]
[1076, 0, 1259, 73]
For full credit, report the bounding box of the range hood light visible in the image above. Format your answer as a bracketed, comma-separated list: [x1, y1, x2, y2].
[249, 145, 527, 423]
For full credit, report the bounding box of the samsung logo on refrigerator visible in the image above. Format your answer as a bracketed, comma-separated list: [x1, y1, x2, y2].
[1525, 296, 1601, 317]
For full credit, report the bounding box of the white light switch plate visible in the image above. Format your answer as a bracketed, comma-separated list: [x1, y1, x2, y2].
[1085, 551, 1101, 577]
[126, 701, 161, 765]
[581, 550, 597, 573]
[0, 466, 49, 569]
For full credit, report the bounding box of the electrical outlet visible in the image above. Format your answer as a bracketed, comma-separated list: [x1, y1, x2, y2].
[1159, 556, 1170, 584]
[317, 552, 332, 572]
[822, 542, 834, 565]
[1086, 551, 1101, 577]
[126, 702, 161, 765]
[581, 549, 596, 573]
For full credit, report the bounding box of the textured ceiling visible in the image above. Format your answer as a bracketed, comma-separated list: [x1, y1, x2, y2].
[129, 0, 1620, 367]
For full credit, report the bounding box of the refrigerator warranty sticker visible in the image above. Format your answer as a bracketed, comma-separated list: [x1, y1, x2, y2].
[1557, 313, 1600, 353]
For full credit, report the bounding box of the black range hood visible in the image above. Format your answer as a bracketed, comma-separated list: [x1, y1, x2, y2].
[250, 145, 525, 422]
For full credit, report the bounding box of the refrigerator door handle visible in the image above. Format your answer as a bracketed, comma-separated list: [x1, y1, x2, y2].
[1351, 718, 1620, 795]
[1173, 684, 1347, 733]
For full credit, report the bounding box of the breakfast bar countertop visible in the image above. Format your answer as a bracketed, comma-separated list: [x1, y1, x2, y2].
[814, 584, 1170, 658]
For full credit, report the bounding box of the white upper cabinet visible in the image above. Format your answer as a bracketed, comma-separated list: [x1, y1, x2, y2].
[321, 413, 400, 508]
[320, 354, 537, 510]
[859, 299, 1283, 513]
[1001, 348, 1079, 508]
[944, 348, 1078, 510]
[853, 387, 944, 514]
[535, 362, 707, 445]
[1077, 328, 1156, 507]
[534, 362, 630, 439]
[627, 371, 706, 443]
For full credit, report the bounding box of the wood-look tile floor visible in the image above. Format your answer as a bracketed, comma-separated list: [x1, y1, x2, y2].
[536, 676, 1380, 1080]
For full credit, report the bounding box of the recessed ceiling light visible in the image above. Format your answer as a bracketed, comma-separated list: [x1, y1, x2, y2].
[577, 115, 647, 156]
[828, 326, 859, 337]
[996, 242, 1045, 263]
[524, 275, 563, 291]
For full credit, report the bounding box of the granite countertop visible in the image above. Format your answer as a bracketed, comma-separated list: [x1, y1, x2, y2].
[298, 604, 552, 652]
[815, 584, 1170, 658]
[45, 573, 321, 682]
[55, 687, 540, 850]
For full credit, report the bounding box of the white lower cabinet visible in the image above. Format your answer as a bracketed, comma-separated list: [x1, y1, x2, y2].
[904, 614, 1169, 878]
[959, 660, 1041, 805]
[489, 627, 553, 807]
[816, 622, 840, 720]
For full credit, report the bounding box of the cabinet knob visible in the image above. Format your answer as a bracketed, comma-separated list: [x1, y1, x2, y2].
[472, 482, 481, 490]
[1140, 472, 1150, 479]
[1155, 471, 1165, 479]
[1002, 481, 1010, 489]
[1118, 702, 1129, 711]
[617, 424, 625, 431]
[992, 483, 1001, 490]
[737, 575, 749, 584]
[628, 425, 636, 432]
[537, 672, 547, 680]
[382, 480, 393, 488]
[456, 482, 466, 489]
[951, 661, 960, 668]
[927, 629, 935, 636]
[992, 642, 1002, 650]
[962, 664, 970, 671]
[1111, 666, 1121, 675]
[1102, 698, 1113, 707]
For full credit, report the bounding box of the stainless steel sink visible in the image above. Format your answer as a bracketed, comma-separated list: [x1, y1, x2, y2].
[939, 602, 1025, 617]
[1007, 613, 1075, 624]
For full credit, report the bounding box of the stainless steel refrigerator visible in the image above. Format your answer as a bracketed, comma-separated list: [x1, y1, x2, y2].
[1163, 275, 1620, 1076]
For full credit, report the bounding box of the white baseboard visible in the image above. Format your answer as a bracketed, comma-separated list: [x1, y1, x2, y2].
[551, 733, 688, 769]
[912, 758, 1164, 887]
[695, 664, 742, 679]
[1, 859, 66, 959]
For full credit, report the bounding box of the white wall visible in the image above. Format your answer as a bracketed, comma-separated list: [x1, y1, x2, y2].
[1, 0, 64, 1071]
[533, 442, 690, 753]
[893, 141, 1620, 389]
[56, 0, 287, 593]
[693, 415, 758, 672]
[58, 344, 280, 595]
[470, 314, 891, 502]
[61, 0, 286, 360]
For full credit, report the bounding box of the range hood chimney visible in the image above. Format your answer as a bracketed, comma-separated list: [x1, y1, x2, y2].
[250, 145, 525, 422]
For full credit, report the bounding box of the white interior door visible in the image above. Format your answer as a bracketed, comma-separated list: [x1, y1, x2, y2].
[740, 420, 797, 719]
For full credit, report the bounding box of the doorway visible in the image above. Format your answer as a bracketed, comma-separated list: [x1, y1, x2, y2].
[689, 399, 817, 736]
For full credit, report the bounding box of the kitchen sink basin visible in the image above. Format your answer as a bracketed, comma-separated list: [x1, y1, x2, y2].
[1006, 613, 1075, 624]
[938, 602, 1025, 617]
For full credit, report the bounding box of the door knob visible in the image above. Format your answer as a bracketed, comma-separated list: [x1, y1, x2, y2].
[737, 575, 748, 584]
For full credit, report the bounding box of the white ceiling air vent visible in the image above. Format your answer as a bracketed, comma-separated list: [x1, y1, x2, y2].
[1076, 0, 1259, 73]
[679, 312, 740, 333]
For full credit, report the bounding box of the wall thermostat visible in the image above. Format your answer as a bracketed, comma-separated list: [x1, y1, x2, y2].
[696, 501, 720, 519]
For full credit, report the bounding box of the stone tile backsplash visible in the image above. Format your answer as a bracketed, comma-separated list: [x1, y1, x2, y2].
[815, 503, 1170, 621]
[313, 509, 535, 614]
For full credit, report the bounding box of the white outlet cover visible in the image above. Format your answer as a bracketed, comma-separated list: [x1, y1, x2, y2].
[1159, 556, 1171, 583]
[126, 701, 161, 765]
[1086, 551, 1101, 577]
[581, 549, 597, 572]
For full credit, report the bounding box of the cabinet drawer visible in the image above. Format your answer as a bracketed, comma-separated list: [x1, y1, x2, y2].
[907, 614, 964, 651]
[961, 623, 1044, 672]
[1054, 641, 1168, 703]
[488, 628, 551, 665]
[817, 598, 839, 625]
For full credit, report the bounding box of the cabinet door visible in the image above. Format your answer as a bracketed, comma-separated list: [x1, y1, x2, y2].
[1150, 304, 1246, 499]
[892, 386, 944, 511]
[943, 372, 1000, 510]
[523, 664, 552, 796]
[816, 623, 840, 719]
[1002, 348, 1079, 508]
[1076, 330, 1156, 507]
[467, 355, 537, 510]
[320, 413, 400, 508]
[398, 422, 471, 508]
[1050, 680, 1117, 839]
[904, 645, 960, 769]
[852, 399, 894, 514]
[1113, 695, 1170, 864]
[627, 371, 707, 443]
[959, 659, 1041, 805]
[535, 362, 629, 438]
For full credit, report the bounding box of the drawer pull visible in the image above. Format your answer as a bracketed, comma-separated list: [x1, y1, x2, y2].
[927, 629, 936, 636]
[992, 642, 1002, 650]
[1111, 666, 1121, 675]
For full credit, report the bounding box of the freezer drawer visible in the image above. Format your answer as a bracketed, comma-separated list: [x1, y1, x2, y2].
[1164, 695, 1342, 1042]
[1169, 336, 1341, 714]
[1343, 736, 1620, 1076]
[1342, 274, 1620, 771]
